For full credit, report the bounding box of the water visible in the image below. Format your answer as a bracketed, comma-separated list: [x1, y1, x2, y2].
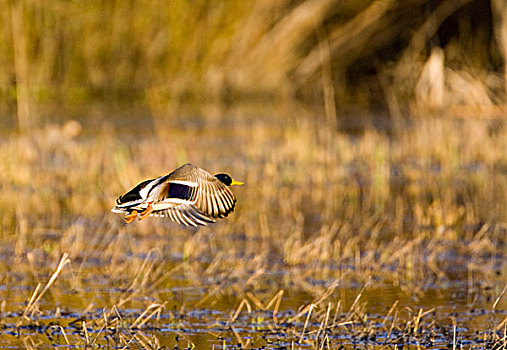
[0, 240, 505, 348]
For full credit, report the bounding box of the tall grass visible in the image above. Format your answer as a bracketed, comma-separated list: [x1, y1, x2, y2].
[0, 113, 505, 347]
[1, 114, 504, 286]
[1, 0, 506, 130]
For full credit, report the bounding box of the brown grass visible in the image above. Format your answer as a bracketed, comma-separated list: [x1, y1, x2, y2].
[0, 0, 506, 347]
[0, 114, 505, 320]
[1, 0, 506, 130]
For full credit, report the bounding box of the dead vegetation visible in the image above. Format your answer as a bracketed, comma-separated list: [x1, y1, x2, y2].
[0, 0, 506, 348]
[0, 112, 505, 347]
[1, 0, 507, 131]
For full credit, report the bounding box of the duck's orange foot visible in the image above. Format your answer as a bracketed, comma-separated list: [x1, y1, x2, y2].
[139, 202, 153, 221]
[125, 210, 138, 223]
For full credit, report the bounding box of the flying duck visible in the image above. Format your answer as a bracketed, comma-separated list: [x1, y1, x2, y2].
[111, 163, 244, 227]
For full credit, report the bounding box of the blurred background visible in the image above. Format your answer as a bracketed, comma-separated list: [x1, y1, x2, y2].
[1, 0, 506, 130]
[0, 0, 506, 348]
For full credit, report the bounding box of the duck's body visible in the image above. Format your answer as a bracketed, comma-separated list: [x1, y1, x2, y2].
[111, 163, 243, 227]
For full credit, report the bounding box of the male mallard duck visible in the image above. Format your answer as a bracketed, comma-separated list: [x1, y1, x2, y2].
[111, 163, 244, 227]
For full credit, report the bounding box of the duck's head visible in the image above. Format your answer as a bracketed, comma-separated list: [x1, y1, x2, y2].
[215, 173, 244, 186]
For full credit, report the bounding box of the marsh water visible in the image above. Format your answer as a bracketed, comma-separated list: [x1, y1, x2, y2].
[0, 110, 506, 349]
[0, 239, 505, 349]
[0, 251, 505, 348]
[0, 212, 505, 349]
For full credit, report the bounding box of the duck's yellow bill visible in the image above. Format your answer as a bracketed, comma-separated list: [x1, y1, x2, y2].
[231, 179, 244, 186]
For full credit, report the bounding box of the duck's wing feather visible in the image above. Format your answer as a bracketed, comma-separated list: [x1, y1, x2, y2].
[192, 168, 236, 219]
[151, 204, 216, 227]
[159, 164, 236, 219]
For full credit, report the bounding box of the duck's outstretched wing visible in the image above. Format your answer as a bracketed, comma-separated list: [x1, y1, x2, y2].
[165, 165, 236, 219]
[149, 175, 233, 226]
